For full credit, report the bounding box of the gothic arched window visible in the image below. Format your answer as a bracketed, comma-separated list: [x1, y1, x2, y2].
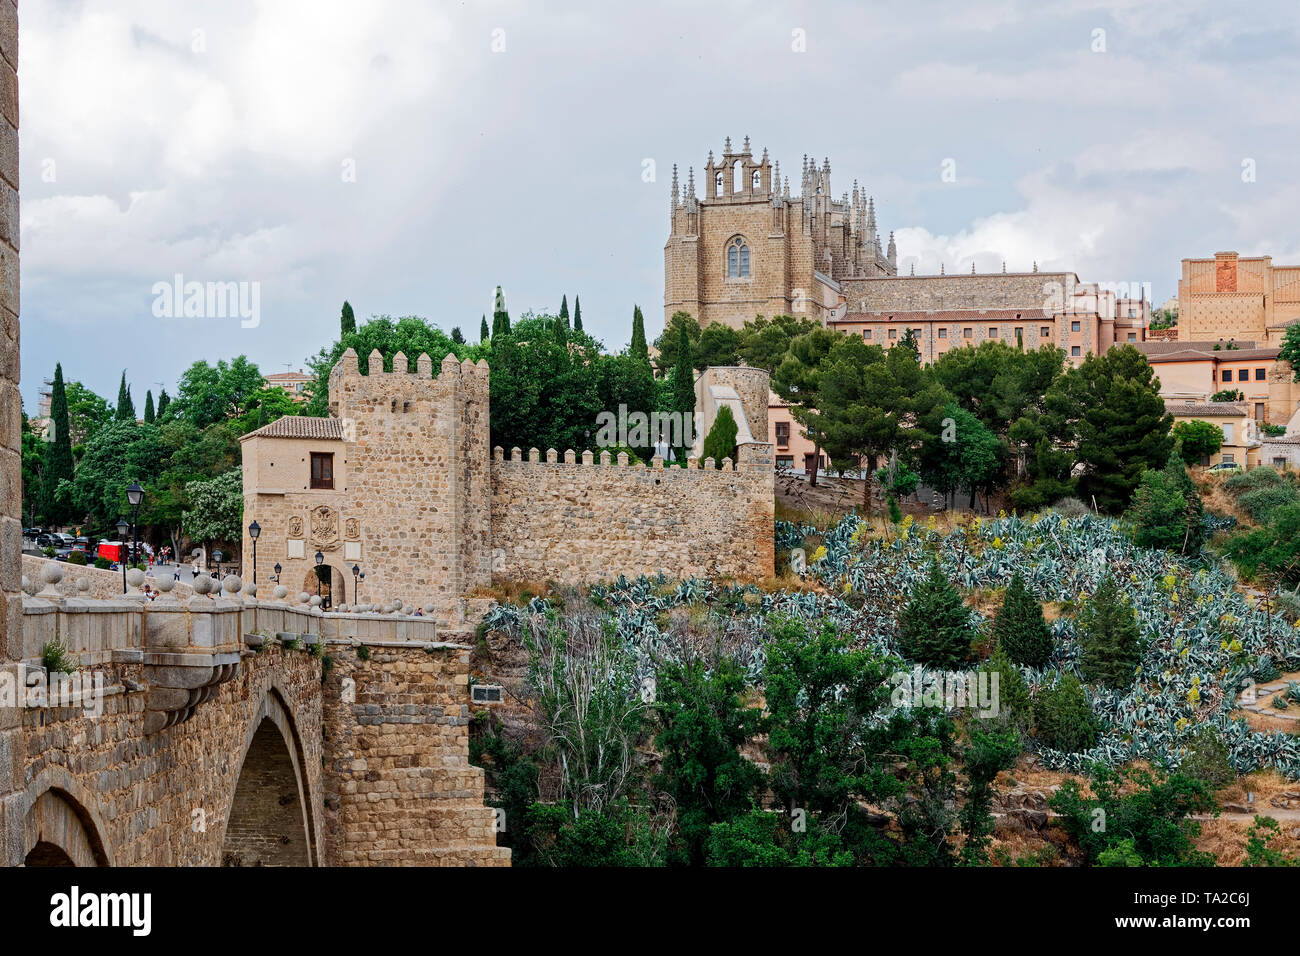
[727, 236, 750, 278]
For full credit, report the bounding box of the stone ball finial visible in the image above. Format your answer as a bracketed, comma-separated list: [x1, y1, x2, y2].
[76, 577, 90, 593]
[309, 594, 323, 607]
[193, 575, 212, 595]
[156, 577, 175, 593]
[422, 604, 436, 615]
[222, 574, 242, 596]
[244, 583, 257, 598]
[41, 562, 65, 587]
[125, 568, 146, 590]
[337, 603, 350, 613]
[298, 592, 311, 605]
[274, 585, 289, 600]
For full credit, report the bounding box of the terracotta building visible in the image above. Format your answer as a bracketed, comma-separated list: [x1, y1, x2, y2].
[1177, 252, 1300, 345]
[1133, 340, 1300, 426]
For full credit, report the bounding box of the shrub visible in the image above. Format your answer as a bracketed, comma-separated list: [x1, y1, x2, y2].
[897, 559, 975, 668]
[93, 556, 111, 570]
[1238, 483, 1299, 522]
[1077, 574, 1144, 688]
[42, 546, 55, 557]
[1051, 497, 1090, 518]
[977, 644, 1033, 732]
[1172, 419, 1223, 465]
[1128, 454, 1205, 554]
[1224, 465, 1283, 495]
[700, 404, 738, 468]
[991, 572, 1054, 668]
[1179, 727, 1235, 789]
[1032, 674, 1100, 753]
[65, 550, 87, 566]
[356, 644, 370, 661]
[41, 639, 76, 675]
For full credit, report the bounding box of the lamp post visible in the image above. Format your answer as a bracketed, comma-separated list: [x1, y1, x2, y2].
[248, 520, 260, 584]
[116, 516, 129, 593]
[314, 550, 324, 599]
[273, 562, 282, 584]
[213, 549, 224, 579]
[352, 564, 360, 604]
[126, 480, 144, 573]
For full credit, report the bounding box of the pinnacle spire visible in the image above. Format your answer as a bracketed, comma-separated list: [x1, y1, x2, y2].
[724, 135, 732, 153]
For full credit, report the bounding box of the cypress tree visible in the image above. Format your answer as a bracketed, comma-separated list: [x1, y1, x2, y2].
[480, 315, 490, 343]
[992, 571, 1054, 668]
[897, 559, 975, 668]
[143, 390, 155, 424]
[156, 388, 171, 419]
[492, 286, 510, 337]
[573, 295, 582, 333]
[115, 372, 135, 421]
[559, 294, 569, 328]
[451, 326, 465, 345]
[41, 363, 74, 523]
[701, 404, 738, 468]
[630, 305, 648, 362]
[1078, 574, 1144, 688]
[671, 323, 696, 443]
[340, 300, 356, 337]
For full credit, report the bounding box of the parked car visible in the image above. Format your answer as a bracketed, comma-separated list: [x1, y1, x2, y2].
[55, 546, 90, 563]
[35, 533, 58, 549]
[23, 527, 42, 538]
[1208, 461, 1243, 473]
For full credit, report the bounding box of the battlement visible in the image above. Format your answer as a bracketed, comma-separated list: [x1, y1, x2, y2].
[328, 347, 489, 419]
[492, 441, 774, 475]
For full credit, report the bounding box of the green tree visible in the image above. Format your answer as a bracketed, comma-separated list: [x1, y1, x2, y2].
[701, 404, 738, 467]
[1047, 346, 1173, 513]
[654, 656, 766, 866]
[898, 559, 975, 668]
[629, 305, 648, 362]
[959, 725, 1022, 864]
[977, 644, 1033, 732]
[1129, 454, 1205, 554]
[670, 323, 696, 452]
[115, 372, 135, 421]
[450, 326, 465, 345]
[1032, 674, 1101, 751]
[492, 285, 511, 338]
[1078, 573, 1144, 688]
[168, 357, 266, 429]
[182, 468, 244, 546]
[67, 420, 163, 528]
[480, 315, 490, 343]
[155, 388, 171, 420]
[573, 295, 582, 333]
[559, 295, 569, 328]
[916, 402, 1004, 510]
[1278, 323, 1300, 381]
[696, 323, 741, 369]
[992, 571, 1053, 668]
[736, 314, 820, 371]
[20, 416, 45, 525]
[654, 311, 701, 376]
[143, 390, 155, 424]
[41, 364, 75, 524]
[1172, 419, 1223, 465]
[772, 326, 840, 488]
[340, 300, 356, 337]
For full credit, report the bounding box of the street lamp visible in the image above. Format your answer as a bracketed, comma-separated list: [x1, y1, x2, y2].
[213, 549, 224, 578]
[116, 516, 129, 593]
[314, 550, 324, 599]
[273, 562, 282, 584]
[352, 564, 360, 604]
[125, 480, 144, 572]
[248, 520, 260, 583]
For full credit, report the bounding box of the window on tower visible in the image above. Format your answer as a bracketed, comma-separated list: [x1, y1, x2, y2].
[727, 237, 751, 278]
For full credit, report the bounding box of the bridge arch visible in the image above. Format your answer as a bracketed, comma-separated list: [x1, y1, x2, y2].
[23, 767, 114, 867]
[219, 686, 319, 866]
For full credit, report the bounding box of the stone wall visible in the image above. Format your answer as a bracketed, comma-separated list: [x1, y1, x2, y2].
[321, 642, 509, 866]
[842, 271, 1071, 312]
[489, 443, 775, 584]
[0, 0, 19, 866]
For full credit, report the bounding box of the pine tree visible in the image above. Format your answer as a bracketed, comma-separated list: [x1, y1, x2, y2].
[992, 571, 1054, 668]
[156, 388, 171, 419]
[897, 559, 974, 668]
[559, 294, 570, 328]
[41, 363, 74, 523]
[671, 323, 696, 454]
[701, 404, 738, 468]
[143, 390, 155, 424]
[1078, 574, 1144, 688]
[340, 300, 356, 337]
[451, 326, 465, 345]
[480, 315, 490, 343]
[1130, 453, 1205, 554]
[630, 305, 648, 362]
[115, 372, 135, 421]
[573, 295, 582, 333]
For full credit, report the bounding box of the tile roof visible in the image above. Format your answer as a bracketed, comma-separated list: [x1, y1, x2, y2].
[1135, 340, 1259, 355]
[243, 416, 343, 440]
[1167, 401, 1249, 417]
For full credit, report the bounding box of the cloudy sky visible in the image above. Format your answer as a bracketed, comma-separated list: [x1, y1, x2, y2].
[16, 0, 1300, 410]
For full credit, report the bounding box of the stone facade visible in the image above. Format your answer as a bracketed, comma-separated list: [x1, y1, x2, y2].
[665, 137, 896, 329]
[490, 443, 775, 584]
[322, 643, 508, 865]
[242, 351, 776, 620]
[0, 0, 18, 868]
[1177, 252, 1300, 345]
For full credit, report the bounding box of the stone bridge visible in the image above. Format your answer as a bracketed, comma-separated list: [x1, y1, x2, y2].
[0, 567, 509, 867]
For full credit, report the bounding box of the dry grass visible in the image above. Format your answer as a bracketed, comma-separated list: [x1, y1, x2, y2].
[466, 579, 562, 605]
[1195, 814, 1300, 866]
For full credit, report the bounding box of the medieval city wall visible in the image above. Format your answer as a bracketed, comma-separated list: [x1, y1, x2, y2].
[488, 443, 775, 584]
